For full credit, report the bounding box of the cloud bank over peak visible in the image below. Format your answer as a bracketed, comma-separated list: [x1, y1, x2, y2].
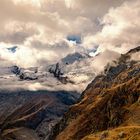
[0, 0, 139, 67]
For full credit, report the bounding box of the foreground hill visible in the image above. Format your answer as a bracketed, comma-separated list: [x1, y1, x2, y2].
[51, 46, 140, 140]
[0, 90, 79, 140]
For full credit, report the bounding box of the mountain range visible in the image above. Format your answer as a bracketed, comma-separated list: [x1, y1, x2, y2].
[50, 46, 140, 140]
[0, 46, 140, 140]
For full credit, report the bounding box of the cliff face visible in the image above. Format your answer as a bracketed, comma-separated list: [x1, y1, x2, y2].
[52, 47, 140, 140]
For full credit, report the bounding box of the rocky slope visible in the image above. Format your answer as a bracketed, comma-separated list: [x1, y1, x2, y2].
[50, 46, 140, 140]
[0, 90, 79, 140]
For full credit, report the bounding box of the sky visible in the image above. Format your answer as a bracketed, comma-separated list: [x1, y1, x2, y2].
[0, 0, 140, 67]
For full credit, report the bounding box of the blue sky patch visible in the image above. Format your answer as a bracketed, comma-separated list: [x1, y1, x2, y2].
[67, 35, 81, 44]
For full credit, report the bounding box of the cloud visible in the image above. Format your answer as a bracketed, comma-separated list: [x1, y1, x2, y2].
[0, 21, 38, 44]
[131, 52, 140, 61]
[0, 44, 38, 67]
[0, 39, 78, 67]
[90, 50, 120, 73]
[83, 0, 140, 53]
[0, 0, 139, 67]
[0, 0, 127, 42]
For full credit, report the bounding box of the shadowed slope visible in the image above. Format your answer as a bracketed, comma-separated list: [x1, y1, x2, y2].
[0, 90, 79, 140]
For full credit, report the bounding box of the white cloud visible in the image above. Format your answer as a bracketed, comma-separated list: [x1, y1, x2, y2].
[131, 52, 140, 61]
[83, 0, 140, 53]
[0, 0, 139, 67]
[90, 50, 120, 73]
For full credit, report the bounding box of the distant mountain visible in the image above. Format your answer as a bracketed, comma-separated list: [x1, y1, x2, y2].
[50, 46, 140, 140]
[0, 49, 120, 92]
[48, 51, 93, 85]
[61, 52, 89, 65]
[0, 47, 139, 140]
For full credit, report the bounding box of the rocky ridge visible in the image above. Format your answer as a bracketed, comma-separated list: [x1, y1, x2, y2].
[50, 46, 140, 140]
